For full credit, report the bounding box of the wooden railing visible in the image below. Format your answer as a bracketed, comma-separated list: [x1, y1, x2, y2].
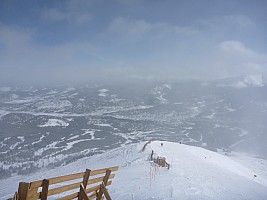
[8, 166, 119, 200]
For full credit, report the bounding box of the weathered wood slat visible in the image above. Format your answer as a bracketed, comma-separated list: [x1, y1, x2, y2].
[87, 174, 115, 186]
[56, 186, 100, 200]
[87, 193, 103, 200]
[25, 189, 42, 200]
[48, 181, 81, 196]
[26, 187, 39, 199]
[10, 166, 117, 200]
[55, 191, 79, 200]
[30, 172, 84, 189]
[90, 166, 118, 176]
[88, 192, 97, 200]
[30, 176, 115, 200]
[55, 181, 112, 200]
[27, 192, 40, 200]
[47, 174, 115, 197]
[51, 180, 112, 200]
[85, 181, 111, 195]
[29, 166, 118, 189]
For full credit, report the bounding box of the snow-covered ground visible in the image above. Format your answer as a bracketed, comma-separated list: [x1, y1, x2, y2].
[38, 119, 69, 127]
[1, 141, 267, 200]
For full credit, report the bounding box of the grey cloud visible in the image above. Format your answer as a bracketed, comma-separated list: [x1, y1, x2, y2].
[222, 15, 256, 28]
[219, 40, 267, 62]
[42, 8, 92, 24]
[108, 17, 197, 40]
[199, 15, 256, 29]
[216, 40, 267, 76]
[0, 26, 33, 51]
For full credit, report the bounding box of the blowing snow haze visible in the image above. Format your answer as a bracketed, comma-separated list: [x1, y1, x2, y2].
[0, 1, 267, 199]
[0, 0, 267, 85]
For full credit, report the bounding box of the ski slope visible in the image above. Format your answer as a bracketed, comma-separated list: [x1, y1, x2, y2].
[1, 141, 267, 199]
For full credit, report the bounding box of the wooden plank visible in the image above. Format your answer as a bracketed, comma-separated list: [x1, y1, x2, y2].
[13, 168, 117, 200]
[86, 180, 112, 194]
[41, 179, 49, 200]
[48, 181, 81, 196]
[55, 185, 100, 200]
[26, 189, 41, 200]
[79, 184, 89, 200]
[88, 192, 97, 200]
[88, 191, 96, 198]
[18, 182, 29, 200]
[79, 174, 115, 200]
[29, 166, 118, 189]
[90, 166, 118, 176]
[30, 172, 84, 188]
[55, 192, 79, 200]
[46, 174, 115, 197]
[27, 186, 39, 199]
[55, 181, 112, 200]
[87, 174, 115, 185]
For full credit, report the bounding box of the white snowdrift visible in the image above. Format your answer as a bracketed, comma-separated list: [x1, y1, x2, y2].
[1, 141, 267, 200]
[38, 119, 69, 127]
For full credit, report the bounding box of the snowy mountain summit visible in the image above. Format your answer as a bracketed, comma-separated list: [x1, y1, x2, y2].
[1, 141, 267, 199]
[108, 141, 267, 199]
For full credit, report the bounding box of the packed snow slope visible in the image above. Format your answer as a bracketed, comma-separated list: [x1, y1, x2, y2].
[1, 141, 267, 199]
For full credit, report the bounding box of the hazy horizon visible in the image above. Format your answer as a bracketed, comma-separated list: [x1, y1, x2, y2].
[0, 0, 267, 86]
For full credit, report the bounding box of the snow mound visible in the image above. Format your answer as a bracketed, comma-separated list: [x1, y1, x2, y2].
[1, 141, 267, 200]
[38, 119, 69, 127]
[234, 74, 264, 88]
[99, 89, 109, 97]
[36, 99, 72, 110]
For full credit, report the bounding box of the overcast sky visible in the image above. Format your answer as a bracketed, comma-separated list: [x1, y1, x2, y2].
[0, 0, 266, 85]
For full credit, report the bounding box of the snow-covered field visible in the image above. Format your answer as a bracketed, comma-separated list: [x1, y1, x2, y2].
[0, 80, 267, 196]
[1, 141, 267, 200]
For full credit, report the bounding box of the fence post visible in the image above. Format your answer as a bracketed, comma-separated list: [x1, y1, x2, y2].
[78, 169, 91, 200]
[40, 179, 49, 200]
[96, 169, 111, 200]
[83, 169, 91, 189]
[79, 184, 89, 200]
[100, 184, 112, 200]
[18, 182, 29, 200]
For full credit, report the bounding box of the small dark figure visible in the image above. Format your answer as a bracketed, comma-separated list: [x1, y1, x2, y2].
[180, 141, 182, 144]
[151, 150, 154, 161]
[161, 143, 163, 147]
[252, 174, 257, 180]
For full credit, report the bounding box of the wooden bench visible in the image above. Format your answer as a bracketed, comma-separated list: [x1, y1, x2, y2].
[9, 166, 119, 200]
